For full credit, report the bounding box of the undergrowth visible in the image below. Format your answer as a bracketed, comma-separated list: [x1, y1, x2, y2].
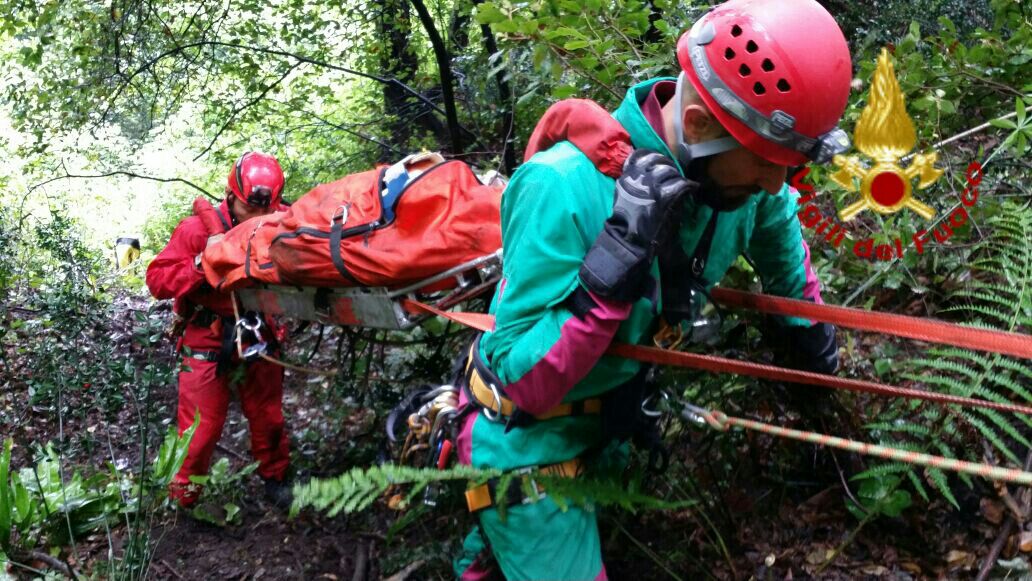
[865, 199, 1032, 506]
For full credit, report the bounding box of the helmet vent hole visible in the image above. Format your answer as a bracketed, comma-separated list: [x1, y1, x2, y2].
[746, 40, 758, 53]
[761, 58, 775, 72]
[731, 24, 742, 37]
[753, 82, 766, 95]
[739, 64, 751, 77]
[777, 78, 791, 92]
[724, 47, 736, 60]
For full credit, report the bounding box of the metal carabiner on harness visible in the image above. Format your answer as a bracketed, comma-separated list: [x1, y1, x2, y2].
[481, 382, 504, 423]
[236, 313, 268, 362]
[640, 389, 670, 418]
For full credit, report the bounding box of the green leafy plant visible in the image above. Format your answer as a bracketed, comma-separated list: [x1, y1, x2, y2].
[865, 200, 1032, 506]
[845, 474, 914, 520]
[0, 421, 195, 567]
[292, 463, 694, 519]
[187, 458, 259, 526]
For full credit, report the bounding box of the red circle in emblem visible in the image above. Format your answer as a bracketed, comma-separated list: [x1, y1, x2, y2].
[870, 172, 906, 207]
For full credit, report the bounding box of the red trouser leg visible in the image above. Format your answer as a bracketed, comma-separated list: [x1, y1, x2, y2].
[239, 359, 289, 481]
[170, 358, 230, 507]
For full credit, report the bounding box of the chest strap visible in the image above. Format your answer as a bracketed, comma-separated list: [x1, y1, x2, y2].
[463, 339, 602, 422]
[464, 459, 582, 513]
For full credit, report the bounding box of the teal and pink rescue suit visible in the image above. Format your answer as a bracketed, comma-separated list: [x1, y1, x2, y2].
[454, 78, 824, 580]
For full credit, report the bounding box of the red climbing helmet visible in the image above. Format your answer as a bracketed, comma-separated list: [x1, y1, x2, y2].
[226, 151, 285, 207]
[676, 0, 853, 166]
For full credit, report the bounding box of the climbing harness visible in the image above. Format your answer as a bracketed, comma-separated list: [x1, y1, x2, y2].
[463, 338, 603, 425]
[464, 459, 583, 512]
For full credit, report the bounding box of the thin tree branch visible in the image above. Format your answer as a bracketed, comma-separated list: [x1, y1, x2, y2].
[26, 170, 217, 200]
[192, 62, 301, 161]
[105, 40, 483, 144]
[266, 98, 404, 156]
[410, 0, 464, 153]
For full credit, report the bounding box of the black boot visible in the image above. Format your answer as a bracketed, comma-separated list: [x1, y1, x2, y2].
[263, 477, 294, 510]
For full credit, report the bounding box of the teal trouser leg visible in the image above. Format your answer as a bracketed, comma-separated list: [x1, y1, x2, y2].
[454, 525, 498, 579]
[478, 495, 605, 580]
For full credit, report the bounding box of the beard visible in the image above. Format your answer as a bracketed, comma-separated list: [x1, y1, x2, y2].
[686, 158, 762, 212]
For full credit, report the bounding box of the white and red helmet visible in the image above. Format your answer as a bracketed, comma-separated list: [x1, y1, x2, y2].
[675, 0, 853, 166]
[226, 151, 284, 207]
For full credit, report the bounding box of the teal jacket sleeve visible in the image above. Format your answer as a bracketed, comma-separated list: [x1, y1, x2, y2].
[747, 184, 823, 327]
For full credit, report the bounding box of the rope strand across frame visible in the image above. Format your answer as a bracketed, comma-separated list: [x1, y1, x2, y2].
[403, 292, 1032, 486]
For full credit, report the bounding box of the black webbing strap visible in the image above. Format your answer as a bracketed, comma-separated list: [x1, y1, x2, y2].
[658, 210, 720, 322]
[328, 218, 363, 286]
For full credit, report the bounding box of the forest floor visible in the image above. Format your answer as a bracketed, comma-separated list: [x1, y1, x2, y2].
[3, 293, 1028, 580]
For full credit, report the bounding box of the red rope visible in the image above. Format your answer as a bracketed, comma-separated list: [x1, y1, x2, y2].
[711, 288, 1032, 360]
[404, 299, 1032, 416]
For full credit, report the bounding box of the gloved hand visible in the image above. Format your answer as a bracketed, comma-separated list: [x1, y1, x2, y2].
[580, 150, 698, 302]
[784, 322, 839, 375]
[768, 320, 841, 422]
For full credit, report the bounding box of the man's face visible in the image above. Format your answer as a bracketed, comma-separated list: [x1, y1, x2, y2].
[702, 145, 789, 207]
[229, 195, 275, 223]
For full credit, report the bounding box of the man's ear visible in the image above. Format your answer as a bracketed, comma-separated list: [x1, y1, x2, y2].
[681, 104, 716, 142]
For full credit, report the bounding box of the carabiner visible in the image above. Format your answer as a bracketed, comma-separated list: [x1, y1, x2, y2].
[482, 382, 504, 423]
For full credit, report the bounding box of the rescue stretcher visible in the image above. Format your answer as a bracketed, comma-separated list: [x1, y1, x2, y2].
[234, 249, 502, 330]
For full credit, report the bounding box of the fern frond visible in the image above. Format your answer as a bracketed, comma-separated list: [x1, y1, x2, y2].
[958, 412, 1022, 465]
[925, 468, 960, 509]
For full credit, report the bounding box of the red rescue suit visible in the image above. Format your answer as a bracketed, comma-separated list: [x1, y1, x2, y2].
[146, 200, 290, 506]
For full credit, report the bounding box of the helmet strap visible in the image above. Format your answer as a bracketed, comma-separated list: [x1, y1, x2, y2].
[672, 72, 739, 170]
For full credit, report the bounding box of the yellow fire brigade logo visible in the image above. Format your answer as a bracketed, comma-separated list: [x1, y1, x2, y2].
[831, 49, 943, 222]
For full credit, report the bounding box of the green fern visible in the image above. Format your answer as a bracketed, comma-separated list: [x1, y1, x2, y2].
[869, 200, 1032, 505]
[291, 463, 695, 519]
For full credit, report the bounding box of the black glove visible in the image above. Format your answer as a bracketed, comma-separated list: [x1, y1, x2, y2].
[784, 322, 839, 375]
[768, 320, 841, 421]
[580, 150, 698, 302]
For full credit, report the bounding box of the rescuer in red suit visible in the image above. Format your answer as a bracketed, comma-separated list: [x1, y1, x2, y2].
[147, 152, 293, 509]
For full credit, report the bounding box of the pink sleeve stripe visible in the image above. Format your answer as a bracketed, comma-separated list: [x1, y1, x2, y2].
[801, 239, 823, 305]
[504, 291, 631, 415]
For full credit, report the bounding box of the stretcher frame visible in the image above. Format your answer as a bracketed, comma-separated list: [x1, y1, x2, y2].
[236, 250, 502, 330]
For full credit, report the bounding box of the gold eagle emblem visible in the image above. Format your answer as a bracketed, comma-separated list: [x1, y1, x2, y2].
[831, 49, 942, 222]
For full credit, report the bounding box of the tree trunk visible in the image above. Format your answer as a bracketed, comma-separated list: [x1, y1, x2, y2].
[476, 19, 516, 173]
[410, 0, 464, 154]
[376, 0, 445, 158]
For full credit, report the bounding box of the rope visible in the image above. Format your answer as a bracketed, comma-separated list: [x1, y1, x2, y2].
[405, 300, 1032, 416]
[680, 402, 1032, 486]
[711, 288, 1032, 360]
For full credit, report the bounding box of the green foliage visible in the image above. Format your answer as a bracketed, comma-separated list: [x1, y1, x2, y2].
[866, 200, 1032, 506]
[187, 458, 259, 526]
[845, 474, 913, 520]
[292, 462, 693, 519]
[0, 420, 195, 560]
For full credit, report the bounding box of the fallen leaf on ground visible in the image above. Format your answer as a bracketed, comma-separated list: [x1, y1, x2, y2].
[946, 550, 975, 568]
[1019, 531, 1032, 553]
[980, 499, 1005, 525]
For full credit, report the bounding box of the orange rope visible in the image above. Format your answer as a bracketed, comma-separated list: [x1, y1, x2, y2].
[681, 402, 1032, 486]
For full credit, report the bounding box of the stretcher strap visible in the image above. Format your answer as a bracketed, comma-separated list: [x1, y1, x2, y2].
[711, 287, 1032, 360]
[405, 299, 1032, 416]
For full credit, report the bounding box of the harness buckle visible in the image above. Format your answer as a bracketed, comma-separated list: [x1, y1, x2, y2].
[330, 204, 350, 227]
[514, 467, 547, 505]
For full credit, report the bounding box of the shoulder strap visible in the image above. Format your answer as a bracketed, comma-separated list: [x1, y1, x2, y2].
[658, 211, 719, 323]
